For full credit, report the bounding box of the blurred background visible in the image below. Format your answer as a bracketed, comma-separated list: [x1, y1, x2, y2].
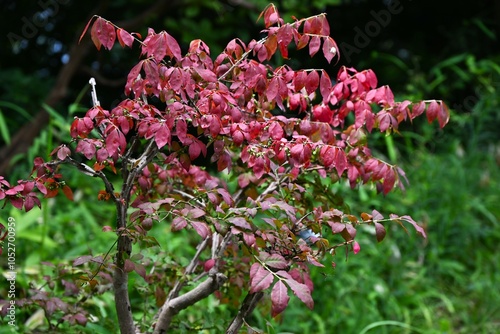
[0, 0, 499, 333]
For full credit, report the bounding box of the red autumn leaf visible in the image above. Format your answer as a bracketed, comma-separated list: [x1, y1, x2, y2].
[124, 259, 135, 273]
[10, 197, 23, 210]
[143, 30, 167, 62]
[438, 101, 450, 128]
[165, 31, 182, 61]
[259, 4, 279, 28]
[56, 145, 71, 161]
[125, 60, 144, 96]
[374, 222, 386, 242]
[189, 139, 206, 160]
[134, 263, 147, 280]
[329, 221, 345, 234]
[345, 223, 357, 239]
[252, 157, 267, 179]
[76, 140, 96, 160]
[309, 35, 321, 57]
[191, 221, 210, 239]
[172, 216, 187, 231]
[305, 70, 319, 95]
[400, 215, 427, 239]
[243, 232, 256, 247]
[217, 152, 232, 172]
[411, 101, 426, 118]
[62, 185, 74, 201]
[23, 196, 37, 212]
[143, 60, 160, 91]
[259, 252, 288, 270]
[106, 129, 126, 157]
[79, 16, 96, 45]
[189, 208, 206, 219]
[117, 28, 134, 48]
[250, 263, 274, 293]
[268, 121, 284, 140]
[319, 70, 332, 101]
[296, 34, 309, 50]
[73, 255, 93, 266]
[318, 15, 330, 36]
[382, 167, 396, 195]
[319, 146, 334, 167]
[426, 100, 440, 124]
[271, 280, 289, 317]
[284, 276, 314, 309]
[264, 34, 278, 60]
[155, 125, 171, 149]
[194, 68, 217, 82]
[293, 71, 307, 91]
[266, 77, 279, 101]
[91, 17, 116, 51]
[228, 217, 252, 230]
[35, 181, 47, 195]
[217, 188, 234, 206]
[335, 148, 347, 177]
[304, 16, 321, 35]
[322, 36, 338, 64]
[277, 24, 293, 49]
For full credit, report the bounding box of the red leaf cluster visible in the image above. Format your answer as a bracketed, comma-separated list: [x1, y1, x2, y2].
[1, 4, 448, 322]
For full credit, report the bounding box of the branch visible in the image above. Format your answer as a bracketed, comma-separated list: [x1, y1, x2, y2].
[218, 37, 266, 81]
[153, 271, 227, 334]
[165, 237, 210, 302]
[225, 291, 264, 334]
[62, 157, 117, 201]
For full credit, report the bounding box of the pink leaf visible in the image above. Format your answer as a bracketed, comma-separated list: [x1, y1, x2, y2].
[135, 263, 147, 280]
[382, 167, 396, 195]
[73, 255, 93, 266]
[195, 68, 217, 82]
[309, 36, 321, 57]
[228, 217, 252, 230]
[191, 221, 210, 239]
[172, 216, 187, 231]
[91, 18, 116, 50]
[259, 252, 288, 270]
[117, 28, 134, 48]
[400, 215, 427, 239]
[271, 280, 289, 317]
[285, 277, 314, 309]
[438, 101, 450, 128]
[305, 71, 319, 95]
[189, 208, 206, 219]
[155, 125, 171, 149]
[426, 100, 440, 124]
[319, 70, 332, 102]
[165, 31, 182, 61]
[322, 36, 338, 64]
[250, 263, 274, 293]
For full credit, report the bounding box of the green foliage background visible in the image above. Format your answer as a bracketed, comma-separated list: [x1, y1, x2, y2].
[0, 0, 499, 333]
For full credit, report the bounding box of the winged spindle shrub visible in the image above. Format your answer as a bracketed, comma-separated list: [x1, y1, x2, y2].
[0, 4, 448, 333]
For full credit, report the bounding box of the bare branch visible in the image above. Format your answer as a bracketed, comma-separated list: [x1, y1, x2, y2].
[166, 237, 210, 302]
[226, 292, 264, 334]
[153, 272, 228, 334]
